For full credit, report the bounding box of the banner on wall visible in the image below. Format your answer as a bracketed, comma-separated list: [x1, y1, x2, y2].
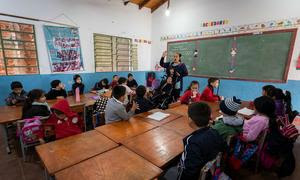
[43, 25, 84, 72]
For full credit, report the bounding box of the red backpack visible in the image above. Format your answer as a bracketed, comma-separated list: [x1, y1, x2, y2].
[277, 115, 299, 142]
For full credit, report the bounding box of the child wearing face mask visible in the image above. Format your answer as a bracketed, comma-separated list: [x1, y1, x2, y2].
[72, 74, 85, 95]
[180, 81, 201, 104]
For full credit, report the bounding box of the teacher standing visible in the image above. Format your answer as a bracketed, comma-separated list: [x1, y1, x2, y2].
[160, 51, 188, 101]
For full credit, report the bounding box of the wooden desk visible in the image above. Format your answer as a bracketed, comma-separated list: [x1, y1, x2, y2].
[136, 109, 182, 126]
[0, 105, 22, 124]
[36, 130, 118, 175]
[122, 126, 184, 168]
[163, 116, 198, 137]
[95, 116, 156, 143]
[55, 146, 162, 180]
[47, 93, 96, 107]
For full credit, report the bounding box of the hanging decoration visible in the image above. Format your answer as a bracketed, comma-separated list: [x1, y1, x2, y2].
[160, 17, 300, 41]
[297, 54, 300, 70]
[134, 38, 151, 44]
[200, 19, 229, 27]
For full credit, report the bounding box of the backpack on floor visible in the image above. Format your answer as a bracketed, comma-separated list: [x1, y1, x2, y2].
[21, 117, 43, 144]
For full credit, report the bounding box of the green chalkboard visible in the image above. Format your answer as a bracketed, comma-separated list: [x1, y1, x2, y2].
[167, 29, 297, 82]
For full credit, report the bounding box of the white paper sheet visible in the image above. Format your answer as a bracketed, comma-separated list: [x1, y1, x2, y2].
[147, 112, 170, 121]
[238, 107, 255, 116]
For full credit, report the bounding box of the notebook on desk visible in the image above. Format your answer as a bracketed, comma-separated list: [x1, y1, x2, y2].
[147, 112, 170, 121]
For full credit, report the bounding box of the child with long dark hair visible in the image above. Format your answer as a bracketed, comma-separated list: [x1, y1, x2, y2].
[243, 96, 276, 141]
[72, 74, 85, 95]
[200, 78, 223, 102]
[180, 81, 201, 104]
[22, 89, 51, 119]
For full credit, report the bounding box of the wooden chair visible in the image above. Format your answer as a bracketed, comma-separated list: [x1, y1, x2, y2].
[92, 112, 105, 128]
[199, 152, 223, 180]
[254, 129, 268, 173]
[16, 116, 49, 161]
[71, 103, 86, 131]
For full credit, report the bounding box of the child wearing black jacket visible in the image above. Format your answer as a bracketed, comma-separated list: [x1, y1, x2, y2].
[22, 89, 51, 119]
[178, 102, 226, 180]
[72, 74, 84, 95]
[135, 85, 154, 114]
[46, 80, 67, 100]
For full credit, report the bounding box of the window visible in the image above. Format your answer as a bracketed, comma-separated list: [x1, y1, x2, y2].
[94, 33, 138, 72]
[0, 20, 39, 75]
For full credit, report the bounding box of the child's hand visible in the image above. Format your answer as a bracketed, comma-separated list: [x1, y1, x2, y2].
[57, 120, 62, 124]
[11, 99, 17, 104]
[192, 91, 197, 98]
[220, 96, 224, 101]
[72, 117, 78, 124]
[176, 72, 180, 77]
[131, 101, 139, 111]
[162, 51, 167, 57]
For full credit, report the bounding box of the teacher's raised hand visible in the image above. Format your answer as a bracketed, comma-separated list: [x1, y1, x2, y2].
[162, 51, 167, 58]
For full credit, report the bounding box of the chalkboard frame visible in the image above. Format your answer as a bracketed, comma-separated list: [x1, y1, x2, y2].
[167, 28, 297, 83]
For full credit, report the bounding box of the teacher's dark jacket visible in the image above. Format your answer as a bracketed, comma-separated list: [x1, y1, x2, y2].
[160, 57, 188, 90]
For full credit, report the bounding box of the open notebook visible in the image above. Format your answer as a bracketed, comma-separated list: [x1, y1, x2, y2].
[238, 107, 255, 116]
[147, 112, 170, 121]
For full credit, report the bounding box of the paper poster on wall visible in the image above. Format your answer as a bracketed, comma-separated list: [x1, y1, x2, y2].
[43, 25, 84, 72]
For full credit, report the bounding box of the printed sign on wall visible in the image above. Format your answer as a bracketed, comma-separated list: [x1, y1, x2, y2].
[44, 25, 84, 72]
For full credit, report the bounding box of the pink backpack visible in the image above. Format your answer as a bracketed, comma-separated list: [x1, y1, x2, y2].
[21, 117, 44, 143]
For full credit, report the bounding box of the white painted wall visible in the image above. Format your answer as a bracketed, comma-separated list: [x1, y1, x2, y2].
[151, 0, 300, 80]
[0, 0, 152, 74]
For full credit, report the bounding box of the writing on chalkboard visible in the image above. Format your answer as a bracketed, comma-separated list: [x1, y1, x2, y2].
[167, 29, 296, 82]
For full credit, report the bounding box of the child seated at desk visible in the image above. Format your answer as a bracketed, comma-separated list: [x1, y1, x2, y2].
[46, 99, 82, 140]
[179, 81, 201, 104]
[135, 85, 154, 114]
[22, 89, 51, 119]
[243, 96, 276, 142]
[212, 96, 244, 141]
[127, 73, 138, 89]
[46, 80, 67, 100]
[200, 78, 223, 102]
[6, 81, 28, 106]
[110, 75, 119, 88]
[72, 74, 84, 95]
[177, 102, 226, 180]
[94, 78, 109, 91]
[105, 85, 138, 124]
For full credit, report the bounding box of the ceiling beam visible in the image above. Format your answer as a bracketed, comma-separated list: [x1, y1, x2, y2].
[151, 0, 168, 13]
[139, 0, 151, 9]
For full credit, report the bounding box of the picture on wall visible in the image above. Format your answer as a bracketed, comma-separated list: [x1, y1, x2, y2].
[43, 25, 84, 72]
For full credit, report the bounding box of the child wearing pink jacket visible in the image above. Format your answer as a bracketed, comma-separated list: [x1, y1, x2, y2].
[243, 96, 276, 141]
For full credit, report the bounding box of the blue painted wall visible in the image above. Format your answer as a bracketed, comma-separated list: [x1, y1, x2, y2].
[0, 71, 164, 105]
[1, 72, 299, 111]
[182, 77, 300, 111]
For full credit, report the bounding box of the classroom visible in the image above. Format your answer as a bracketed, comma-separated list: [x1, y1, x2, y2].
[0, 0, 300, 179]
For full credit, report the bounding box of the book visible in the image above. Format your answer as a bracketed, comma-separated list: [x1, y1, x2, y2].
[147, 112, 170, 121]
[238, 107, 255, 116]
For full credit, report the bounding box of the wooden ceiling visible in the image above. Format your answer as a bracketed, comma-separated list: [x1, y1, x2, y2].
[129, 0, 168, 13]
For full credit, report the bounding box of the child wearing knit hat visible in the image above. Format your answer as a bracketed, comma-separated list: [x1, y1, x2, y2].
[212, 96, 244, 140]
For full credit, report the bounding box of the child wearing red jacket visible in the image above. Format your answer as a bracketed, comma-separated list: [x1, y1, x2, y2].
[201, 78, 223, 102]
[180, 81, 201, 104]
[46, 99, 83, 140]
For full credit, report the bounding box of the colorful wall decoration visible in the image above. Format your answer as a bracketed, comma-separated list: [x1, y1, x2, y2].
[134, 38, 151, 44]
[200, 19, 229, 27]
[160, 17, 300, 41]
[43, 25, 84, 73]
